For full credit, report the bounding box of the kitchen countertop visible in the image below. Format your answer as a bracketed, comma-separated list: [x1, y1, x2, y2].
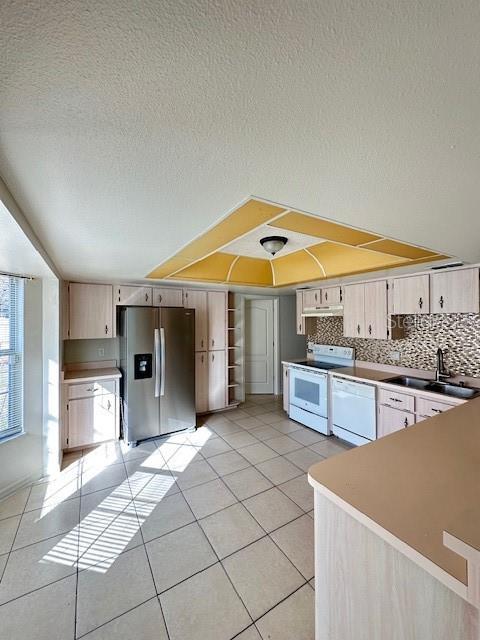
[62, 367, 122, 383]
[329, 365, 394, 382]
[308, 396, 480, 591]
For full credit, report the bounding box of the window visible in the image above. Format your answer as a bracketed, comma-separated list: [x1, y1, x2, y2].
[0, 275, 24, 441]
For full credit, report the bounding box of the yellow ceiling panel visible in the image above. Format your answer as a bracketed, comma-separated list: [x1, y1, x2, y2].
[169, 252, 236, 282]
[308, 242, 407, 277]
[272, 249, 325, 286]
[270, 211, 380, 246]
[147, 199, 286, 279]
[228, 256, 273, 286]
[147, 257, 192, 279]
[362, 239, 437, 259]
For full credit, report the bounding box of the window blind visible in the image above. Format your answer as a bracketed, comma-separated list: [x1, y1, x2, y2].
[0, 275, 24, 441]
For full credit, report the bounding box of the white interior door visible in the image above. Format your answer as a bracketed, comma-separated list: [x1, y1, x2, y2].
[245, 298, 274, 394]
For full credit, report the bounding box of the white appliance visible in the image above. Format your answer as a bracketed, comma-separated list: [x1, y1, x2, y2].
[289, 345, 354, 435]
[331, 377, 376, 446]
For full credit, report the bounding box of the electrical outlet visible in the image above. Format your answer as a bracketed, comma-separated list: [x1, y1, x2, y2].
[98, 348, 105, 357]
[389, 350, 400, 361]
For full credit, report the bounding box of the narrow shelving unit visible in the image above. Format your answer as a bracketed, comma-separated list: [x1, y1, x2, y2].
[226, 292, 245, 406]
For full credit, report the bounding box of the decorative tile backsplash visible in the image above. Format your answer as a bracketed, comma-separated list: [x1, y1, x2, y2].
[306, 314, 480, 377]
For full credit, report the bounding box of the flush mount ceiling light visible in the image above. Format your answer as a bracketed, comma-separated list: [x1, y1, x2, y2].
[259, 235, 288, 256]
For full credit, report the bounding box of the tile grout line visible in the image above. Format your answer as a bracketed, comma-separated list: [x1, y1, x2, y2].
[0, 483, 33, 584]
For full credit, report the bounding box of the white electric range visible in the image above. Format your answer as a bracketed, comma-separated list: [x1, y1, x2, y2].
[288, 344, 355, 435]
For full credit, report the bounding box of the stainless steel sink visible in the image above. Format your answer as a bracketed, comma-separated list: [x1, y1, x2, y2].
[384, 376, 431, 391]
[385, 376, 480, 399]
[425, 382, 480, 399]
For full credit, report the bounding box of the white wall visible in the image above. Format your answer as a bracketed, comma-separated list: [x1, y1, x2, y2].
[278, 295, 306, 391]
[0, 280, 44, 496]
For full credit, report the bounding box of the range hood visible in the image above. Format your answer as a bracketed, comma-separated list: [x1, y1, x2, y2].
[301, 304, 344, 318]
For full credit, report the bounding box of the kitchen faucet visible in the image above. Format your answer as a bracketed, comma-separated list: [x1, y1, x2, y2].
[435, 347, 450, 382]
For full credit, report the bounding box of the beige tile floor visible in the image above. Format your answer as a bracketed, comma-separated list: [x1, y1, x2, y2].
[0, 395, 351, 640]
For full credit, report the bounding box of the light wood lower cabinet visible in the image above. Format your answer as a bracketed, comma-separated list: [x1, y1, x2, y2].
[195, 352, 209, 413]
[283, 364, 290, 412]
[65, 378, 119, 449]
[208, 350, 227, 411]
[377, 404, 414, 438]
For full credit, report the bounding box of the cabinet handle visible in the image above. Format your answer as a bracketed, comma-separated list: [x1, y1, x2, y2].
[159, 294, 162, 303]
[212, 339, 215, 347]
[299, 323, 301, 331]
[145, 293, 149, 302]
[389, 397, 402, 403]
[105, 324, 108, 335]
[315, 292, 318, 302]
[201, 354, 204, 363]
[324, 291, 328, 301]
[357, 324, 361, 335]
[86, 386, 99, 393]
[418, 297, 423, 309]
[212, 353, 215, 362]
[368, 324, 372, 335]
[439, 296, 444, 309]
[340, 288, 343, 303]
[431, 408, 442, 413]
[107, 400, 111, 411]
[404, 417, 409, 427]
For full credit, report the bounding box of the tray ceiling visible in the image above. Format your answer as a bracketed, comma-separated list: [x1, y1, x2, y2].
[147, 198, 448, 287]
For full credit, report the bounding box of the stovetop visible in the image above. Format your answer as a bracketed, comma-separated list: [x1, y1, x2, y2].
[294, 360, 348, 371]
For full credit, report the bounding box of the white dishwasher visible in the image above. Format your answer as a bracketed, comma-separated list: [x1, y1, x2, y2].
[331, 377, 376, 446]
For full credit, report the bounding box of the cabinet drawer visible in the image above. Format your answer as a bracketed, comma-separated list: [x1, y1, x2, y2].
[416, 396, 456, 417]
[68, 379, 116, 400]
[378, 387, 415, 413]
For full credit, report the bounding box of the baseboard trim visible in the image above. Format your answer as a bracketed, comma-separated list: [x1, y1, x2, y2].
[0, 472, 40, 502]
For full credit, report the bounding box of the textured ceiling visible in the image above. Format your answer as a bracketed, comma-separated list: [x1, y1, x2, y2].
[1, 1, 479, 283]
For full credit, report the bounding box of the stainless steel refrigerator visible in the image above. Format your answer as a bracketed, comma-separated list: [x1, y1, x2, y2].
[119, 306, 196, 445]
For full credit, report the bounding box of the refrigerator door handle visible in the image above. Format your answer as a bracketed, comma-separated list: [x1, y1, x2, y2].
[154, 328, 160, 397]
[160, 327, 166, 397]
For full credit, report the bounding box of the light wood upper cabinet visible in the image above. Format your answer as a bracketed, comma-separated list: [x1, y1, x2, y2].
[184, 289, 208, 351]
[303, 288, 322, 308]
[68, 283, 114, 339]
[321, 286, 342, 306]
[195, 352, 209, 413]
[343, 283, 365, 338]
[392, 275, 430, 315]
[116, 285, 152, 306]
[208, 349, 226, 411]
[296, 290, 305, 335]
[152, 288, 183, 307]
[430, 268, 479, 314]
[343, 281, 387, 339]
[364, 281, 388, 340]
[207, 291, 227, 351]
[377, 404, 414, 438]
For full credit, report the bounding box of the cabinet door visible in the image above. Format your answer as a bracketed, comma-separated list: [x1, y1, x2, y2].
[296, 290, 305, 335]
[207, 291, 227, 351]
[208, 350, 226, 411]
[116, 285, 152, 306]
[364, 281, 388, 339]
[392, 275, 429, 315]
[303, 289, 322, 308]
[152, 288, 183, 307]
[67, 393, 116, 448]
[343, 283, 365, 338]
[321, 286, 341, 306]
[377, 405, 414, 438]
[195, 352, 209, 413]
[283, 365, 289, 412]
[431, 268, 479, 313]
[184, 290, 208, 351]
[69, 283, 114, 339]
